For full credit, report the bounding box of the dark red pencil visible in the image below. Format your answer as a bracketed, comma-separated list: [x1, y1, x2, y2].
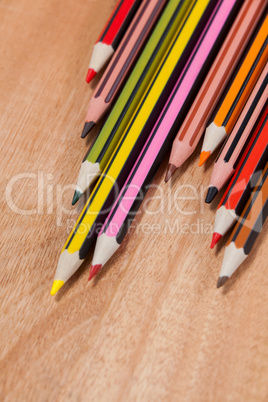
[211, 105, 268, 248]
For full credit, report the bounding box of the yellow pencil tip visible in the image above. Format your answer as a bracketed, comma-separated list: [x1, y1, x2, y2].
[50, 280, 65, 296]
[199, 151, 211, 166]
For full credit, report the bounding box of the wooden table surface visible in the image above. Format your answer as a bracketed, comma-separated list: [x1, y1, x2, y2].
[1, 0, 268, 400]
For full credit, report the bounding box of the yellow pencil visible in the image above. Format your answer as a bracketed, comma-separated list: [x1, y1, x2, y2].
[51, 0, 214, 295]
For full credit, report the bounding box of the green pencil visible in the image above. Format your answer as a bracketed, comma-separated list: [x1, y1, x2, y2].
[72, 0, 194, 205]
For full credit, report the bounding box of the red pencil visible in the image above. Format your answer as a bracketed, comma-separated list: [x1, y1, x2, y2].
[82, 0, 167, 138]
[211, 105, 268, 248]
[217, 163, 268, 288]
[86, 0, 142, 83]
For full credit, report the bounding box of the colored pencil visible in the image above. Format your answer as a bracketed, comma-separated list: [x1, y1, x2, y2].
[86, 0, 142, 83]
[89, 0, 245, 279]
[164, 0, 266, 182]
[199, 11, 268, 166]
[51, 0, 217, 295]
[82, 0, 167, 138]
[211, 106, 268, 248]
[73, 0, 197, 204]
[205, 65, 267, 203]
[217, 163, 268, 288]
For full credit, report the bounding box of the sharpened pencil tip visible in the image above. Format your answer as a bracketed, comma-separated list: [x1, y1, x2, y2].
[72, 190, 82, 205]
[81, 121, 96, 138]
[199, 151, 211, 166]
[88, 264, 102, 281]
[50, 280, 65, 296]
[205, 186, 218, 204]
[210, 232, 222, 249]
[217, 276, 229, 288]
[86, 68, 97, 83]
[165, 164, 177, 182]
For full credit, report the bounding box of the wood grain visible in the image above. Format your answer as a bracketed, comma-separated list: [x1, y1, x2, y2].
[0, 0, 268, 400]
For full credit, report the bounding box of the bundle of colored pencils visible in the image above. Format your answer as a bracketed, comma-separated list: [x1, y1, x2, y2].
[50, 0, 268, 295]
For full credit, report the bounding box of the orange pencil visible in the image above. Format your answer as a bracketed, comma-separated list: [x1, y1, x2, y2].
[199, 11, 268, 166]
[165, 0, 266, 181]
[205, 65, 267, 203]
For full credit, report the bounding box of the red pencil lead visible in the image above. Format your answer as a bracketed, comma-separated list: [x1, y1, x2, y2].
[210, 232, 222, 249]
[88, 264, 102, 281]
[86, 68, 97, 84]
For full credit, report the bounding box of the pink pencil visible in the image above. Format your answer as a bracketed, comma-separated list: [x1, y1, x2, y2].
[205, 64, 267, 203]
[81, 0, 167, 138]
[88, 0, 242, 278]
[165, 0, 266, 182]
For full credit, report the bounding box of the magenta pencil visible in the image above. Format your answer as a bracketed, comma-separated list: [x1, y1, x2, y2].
[165, 0, 266, 182]
[205, 64, 268, 203]
[89, 0, 243, 278]
[82, 0, 167, 138]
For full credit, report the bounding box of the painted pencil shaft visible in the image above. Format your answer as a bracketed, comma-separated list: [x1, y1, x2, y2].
[211, 106, 268, 247]
[218, 163, 268, 287]
[83, 0, 167, 133]
[74, 0, 196, 202]
[86, 0, 142, 82]
[166, 0, 266, 181]
[211, 166, 266, 248]
[52, 0, 217, 294]
[206, 66, 268, 203]
[200, 10, 268, 164]
[90, 0, 244, 275]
